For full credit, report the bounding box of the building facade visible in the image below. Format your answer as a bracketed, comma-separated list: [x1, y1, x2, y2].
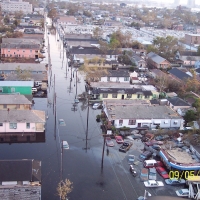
[1, 0, 32, 14]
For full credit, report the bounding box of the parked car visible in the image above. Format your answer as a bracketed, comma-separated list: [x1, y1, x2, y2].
[165, 178, 186, 186]
[144, 160, 164, 168]
[63, 141, 69, 149]
[127, 155, 135, 165]
[149, 168, 156, 180]
[156, 167, 169, 179]
[139, 151, 152, 161]
[127, 134, 142, 140]
[34, 91, 44, 97]
[175, 189, 189, 197]
[115, 136, 124, 144]
[58, 119, 66, 126]
[140, 168, 149, 181]
[145, 140, 163, 146]
[32, 87, 37, 93]
[144, 180, 164, 187]
[119, 142, 132, 153]
[155, 135, 169, 141]
[92, 103, 101, 109]
[106, 137, 114, 147]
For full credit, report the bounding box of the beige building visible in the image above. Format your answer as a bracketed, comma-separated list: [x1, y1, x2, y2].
[185, 33, 200, 45]
[0, 95, 31, 110]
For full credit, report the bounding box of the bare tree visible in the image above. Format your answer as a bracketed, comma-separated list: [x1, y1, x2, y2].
[155, 74, 169, 93]
[57, 179, 73, 200]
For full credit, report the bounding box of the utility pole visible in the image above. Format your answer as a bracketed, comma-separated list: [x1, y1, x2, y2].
[101, 136, 106, 170]
[83, 91, 90, 152]
[54, 92, 56, 140]
[60, 140, 63, 182]
[53, 74, 55, 114]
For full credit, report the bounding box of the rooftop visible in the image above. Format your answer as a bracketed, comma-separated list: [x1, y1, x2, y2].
[168, 97, 191, 107]
[0, 63, 47, 72]
[147, 52, 167, 64]
[106, 105, 181, 120]
[0, 110, 45, 123]
[0, 95, 31, 105]
[0, 159, 41, 182]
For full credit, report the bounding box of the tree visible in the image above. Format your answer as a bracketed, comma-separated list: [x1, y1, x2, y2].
[184, 110, 197, 124]
[184, 70, 200, 93]
[4, 15, 10, 24]
[155, 74, 169, 93]
[57, 179, 73, 200]
[93, 27, 103, 39]
[99, 40, 109, 55]
[48, 8, 57, 26]
[16, 66, 31, 80]
[14, 11, 24, 19]
[83, 10, 92, 17]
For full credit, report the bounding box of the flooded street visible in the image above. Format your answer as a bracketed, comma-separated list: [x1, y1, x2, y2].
[0, 29, 177, 200]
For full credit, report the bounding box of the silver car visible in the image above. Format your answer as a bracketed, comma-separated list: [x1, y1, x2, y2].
[149, 168, 156, 180]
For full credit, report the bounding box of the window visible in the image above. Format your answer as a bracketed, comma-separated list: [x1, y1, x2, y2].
[137, 94, 142, 98]
[103, 93, 108, 98]
[127, 94, 132, 98]
[128, 119, 136, 125]
[119, 119, 123, 126]
[11, 88, 15, 93]
[112, 94, 117, 98]
[0, 123, 3, 126]
[0, 88, 3, 93]
[8, 49, 10, 52]
[124, 77, 129, 81]
[26, 123, 30, 129]
[9, 123, 17, 129]
[174, 121, 178, 124]
[145, 95, 149, 99]
[107, 77, 110, 81]
[3, 104, 7, 109]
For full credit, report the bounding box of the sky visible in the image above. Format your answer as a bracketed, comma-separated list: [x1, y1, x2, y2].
[157, 0, 200, 5]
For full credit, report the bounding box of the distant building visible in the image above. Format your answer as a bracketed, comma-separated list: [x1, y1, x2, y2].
[1, 0, 32, 14]
[174, 0, 180, 6]
[185, 33, 200, 45]
[187, 0, 195, 8]
[0, 159, 41, 199]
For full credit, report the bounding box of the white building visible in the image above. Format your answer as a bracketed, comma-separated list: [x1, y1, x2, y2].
[1, 0, 32, 14]
[103, 101, 184, 129]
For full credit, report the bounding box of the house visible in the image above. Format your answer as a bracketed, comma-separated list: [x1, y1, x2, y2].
[131, 53, 147, 70]
[91, 87, 153, 100]
[0, 95, 32, 110]
[168, 68, 191, 82]
[147, 52, 171, 69]
[1, 38, 40, 59]
[0, 81, 33, 95]
[0, 159, 41, 199]
[185, 33, 200, 45]
[167, 97, 191, 111]
[103, 101, 184, 129]
[0, 63, 47, 74]
[70, 46, 118, 63]
[0, 110, 45, 133]
[57, 16, 77, 26]
[100, 70, 130, 83]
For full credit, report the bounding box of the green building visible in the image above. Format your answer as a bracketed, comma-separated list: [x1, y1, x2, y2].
[0, 81, 33, 95]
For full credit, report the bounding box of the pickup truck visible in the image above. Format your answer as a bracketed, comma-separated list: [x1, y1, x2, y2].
[119, 142, 133, 153]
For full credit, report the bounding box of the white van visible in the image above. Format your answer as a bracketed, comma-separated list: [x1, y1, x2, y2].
[143, 160, 157, 168]
[63, 141, 69, 150]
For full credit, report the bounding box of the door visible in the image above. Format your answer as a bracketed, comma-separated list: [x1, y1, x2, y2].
[138, 123, 141, 127]
[122, 95, 124, 100]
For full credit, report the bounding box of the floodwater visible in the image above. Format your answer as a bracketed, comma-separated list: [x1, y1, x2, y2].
[0, 27, 177, 200]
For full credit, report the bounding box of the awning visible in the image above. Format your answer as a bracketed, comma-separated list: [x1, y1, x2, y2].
[136, 120, 152, 123]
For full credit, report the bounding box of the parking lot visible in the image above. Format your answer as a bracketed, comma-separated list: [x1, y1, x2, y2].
[105, 137, 186, 199]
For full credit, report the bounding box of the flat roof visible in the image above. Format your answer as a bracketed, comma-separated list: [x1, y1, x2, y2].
[165, 149, 196, 164]
[0, 63, 47, 71]
[0, 110, 45, 123]
[0, 81, 34, 87]
[0, 95, 31, 105]
[106, 105, 181, 120]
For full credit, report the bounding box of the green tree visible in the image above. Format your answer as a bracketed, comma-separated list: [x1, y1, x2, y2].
[184, 110, 197, 124]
